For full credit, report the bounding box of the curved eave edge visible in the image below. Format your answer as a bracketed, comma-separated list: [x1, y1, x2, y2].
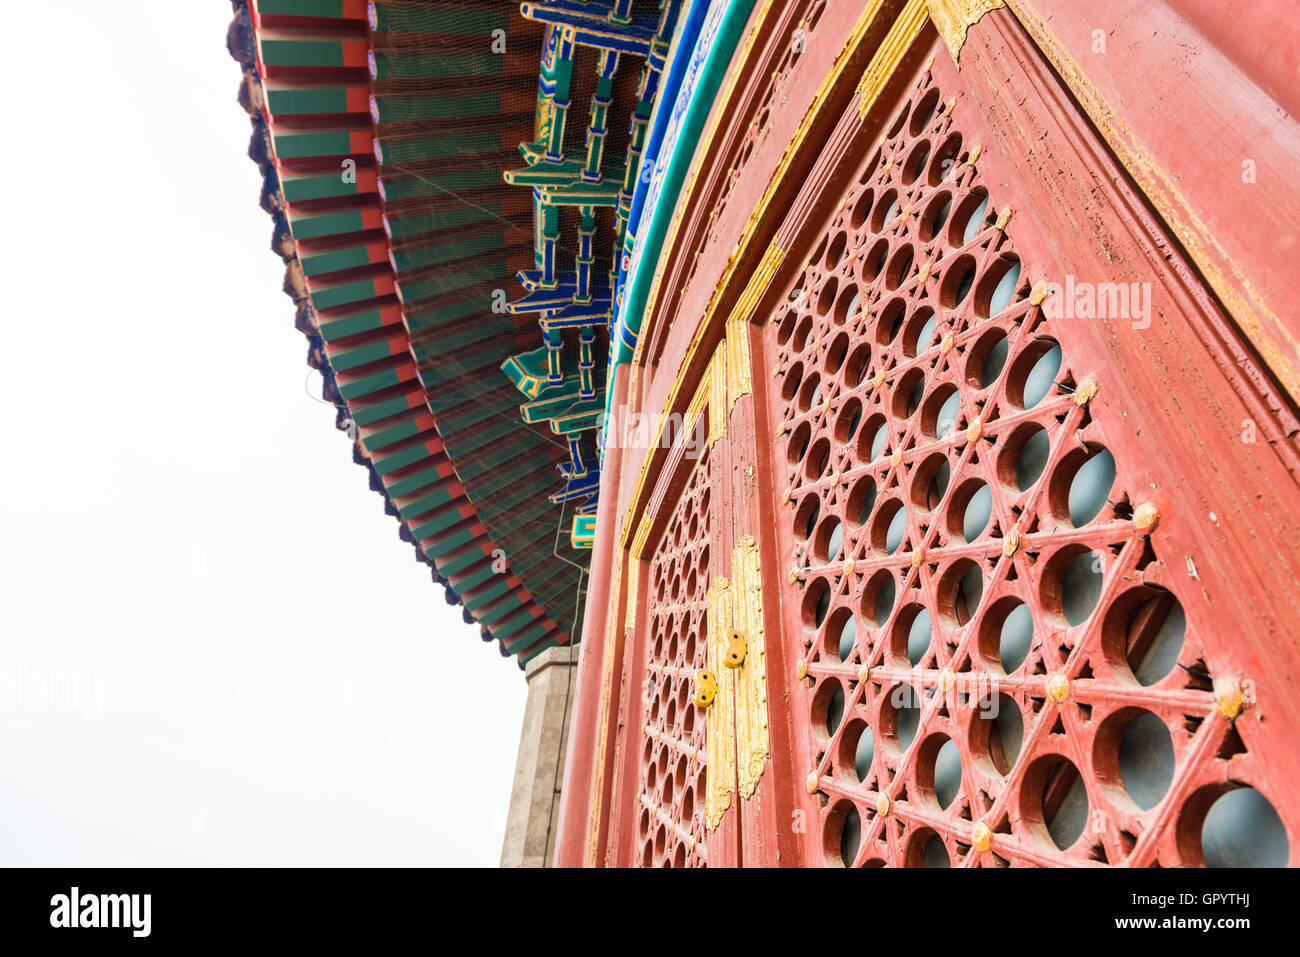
[228, 0, 565, 668]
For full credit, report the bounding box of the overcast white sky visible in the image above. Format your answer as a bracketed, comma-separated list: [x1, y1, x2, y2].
[0, 2, 528, 866]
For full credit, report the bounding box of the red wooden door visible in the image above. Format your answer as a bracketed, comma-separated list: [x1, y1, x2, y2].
[751, 21, 1299, 867]
[604, 383, 741, 867]
[607, 347, 798, 867]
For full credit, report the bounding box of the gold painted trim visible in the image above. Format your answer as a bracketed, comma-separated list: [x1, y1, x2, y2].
[1003, 0, 1300, 407]
[707, 341, 728, 449]
[858, 0, 929, 116]
[731, 535, 771, 799]
[725, 242, 785, 411]
[705, 576, 736, 830]
[925, 0, 1005, 64]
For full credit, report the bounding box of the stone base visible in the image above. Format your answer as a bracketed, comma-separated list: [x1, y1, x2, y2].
[499, 644, 578, 867]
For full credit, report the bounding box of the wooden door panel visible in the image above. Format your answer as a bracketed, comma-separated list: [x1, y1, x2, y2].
[757, 31, 1298, 868]
[621, 439, 739, 866]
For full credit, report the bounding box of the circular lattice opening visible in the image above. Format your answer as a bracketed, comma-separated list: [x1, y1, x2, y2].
[965, 326, 1009, 390]
[833, 285, 860, 326]
[797, 372, 823, 413]
[920, 382, 960, 439]
[803, 576, 832, 629]
[919, 190, 953, 241]
[804, 435, 831, 481]
[817, 274, 840, 316]
[785, 421, 806, 465]
[1179, 786, 1290, 868]
[851, 187, 876, 230]
[884, 245, 915, 289]
[847, 475, 877, 528]
[975, 254, 1023, 318]
[903, 306, 939, 357]
[1049, 446, 1116, 527]
[824, 799, 863, 867]
[861, 237, 889, 283]
[834, 396, 863, 442]
[838, 718, 875, 784]
[870, 498, 908, 555]
[1020, 753, 1090, 851]
[812, 679, 846, 740]
[813, 515, 844, 563]
[876, 298, 906, 344]
[872, 188, 900, 232]
[978, 596, 1034, 674]
[781, 360, 805, 404]
[951, 189, 990, 245]
[909, 87, 941, 135]
[929, 132, 963, 186]
[855, 413, 889, 463]
[917, 733, 964, 810]
[776, 308, 798, 346]
[1042, 545, 1104, 628]
[1008, 339, 1062, 409]
[907, 830, 951, 867]
[902, 138, 931, 184]
[892, 367, 926, 419]
[1100, 586, 1186, 685]
[891, 603, 932, 667]
[830, 607, 857, 661]
[936, 558, 984, 626]
[863, 569, 896, 627]
[844, 340, 871, 386]
[947, 477, 993, 542]
[792, 315, 814, 354]
[911, 451, 952, 510]
[970, 692, 1024, 776]
[825, 232, 847, 271]
[999, 421, 1052, 493]
[825, 330, 850, 375]
[794, 492, 821, 540]
[880, 682, 922, 753]
[1094, 707, 1175, 811]
[940, 254, 977, 307]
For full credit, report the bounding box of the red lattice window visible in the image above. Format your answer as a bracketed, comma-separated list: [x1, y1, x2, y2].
[765, 66, 1288, 867]
[635, 451, 713, 867]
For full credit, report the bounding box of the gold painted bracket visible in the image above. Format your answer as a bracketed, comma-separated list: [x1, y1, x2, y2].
[926, 0, 1006, 64]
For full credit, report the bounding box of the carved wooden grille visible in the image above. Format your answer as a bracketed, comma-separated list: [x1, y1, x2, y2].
[765, 65, 1284, 867]
[636, 450, 713, 867]
[680, 0, 829, 309]
[712, 0, 829, 227]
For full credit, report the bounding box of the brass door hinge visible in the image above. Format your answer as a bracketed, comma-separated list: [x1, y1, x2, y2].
[694, 669, 718, 708]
